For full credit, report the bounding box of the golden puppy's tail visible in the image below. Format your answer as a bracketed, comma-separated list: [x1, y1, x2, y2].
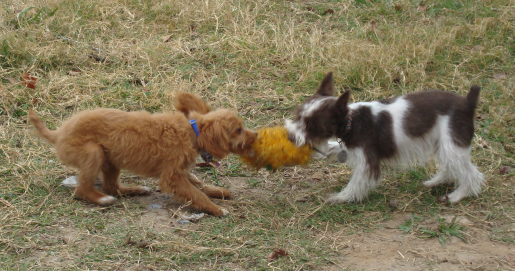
[28, 109, 58, 144]
[175, 92, 211, 116]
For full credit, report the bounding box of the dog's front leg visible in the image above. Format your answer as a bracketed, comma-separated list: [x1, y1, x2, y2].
[159, 171, 229, 216]
[187, 173, 232, 199]
[326, 149, 380, 203]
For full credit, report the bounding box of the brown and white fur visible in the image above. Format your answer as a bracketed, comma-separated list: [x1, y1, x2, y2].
[29, 93, 256, 216]
[285, 72, 484, 204]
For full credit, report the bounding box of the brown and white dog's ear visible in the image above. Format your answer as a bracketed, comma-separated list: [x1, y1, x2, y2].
[315, 72, 335, 97]
[197, 121, 231, 159]
[334, 90, 351, 116]
[175, 92, 211, 116]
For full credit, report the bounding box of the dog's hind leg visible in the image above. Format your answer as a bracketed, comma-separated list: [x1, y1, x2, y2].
[440, 146, 484, 203]
[431, 126, 484, 203]
[101, 161, 151, 197]
[187, 173, 232, 199]
[72, 143, 116, 206]
[159, 170, 229, 216]
[326, 166, 380, 203]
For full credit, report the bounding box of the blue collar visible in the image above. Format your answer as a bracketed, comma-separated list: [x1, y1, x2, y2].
[189, 119, 214, 164]
[189, 119, 200, 137]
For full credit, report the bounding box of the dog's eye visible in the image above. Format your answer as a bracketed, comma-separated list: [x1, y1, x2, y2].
[236, 128, 242, 134]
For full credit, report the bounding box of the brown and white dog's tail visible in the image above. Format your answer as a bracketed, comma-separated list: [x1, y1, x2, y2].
[28, 109, 58, 144]
[467, 85, 481, 110]
[174, 92, 211, 116]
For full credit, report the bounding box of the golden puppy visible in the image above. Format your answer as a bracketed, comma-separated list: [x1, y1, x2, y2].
[29, 93, 256, 216]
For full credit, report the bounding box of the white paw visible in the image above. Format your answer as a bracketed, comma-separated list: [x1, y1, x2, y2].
[444, 193, 463, 204]
[221, 208, 229, 216]
[326, 193, 348, 204]
[98, 195, 116, 205]
[140, 186, 152, 194]
[422, 180, 436, 188]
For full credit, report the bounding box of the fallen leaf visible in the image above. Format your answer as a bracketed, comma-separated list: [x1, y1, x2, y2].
[67, 68, 81, 76]
[89, 54, 113, 63]
[22, 73, 37, 89]
[395, 5, 402, 11]
[138, 240, 152, 249]
[311, 172, 324, 180]
[32, 98, 39, 104]
[417, 3, 427, 11]
[500, 166, 511, 175]
[370, 21, 377, 31]
[306, 6, 314, 12]
[322, 9, 334, 15]
[161, 34, 173, 43]
[268, 248, 288, 262]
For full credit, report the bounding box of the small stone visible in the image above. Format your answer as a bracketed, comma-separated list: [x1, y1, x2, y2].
[443, 215, 473, 226]
[311, 172, 324, 180]
[147, 204, 162, 210]
[176, 219, 192, 225]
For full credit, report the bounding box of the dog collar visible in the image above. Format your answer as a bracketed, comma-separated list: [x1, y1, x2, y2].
[189, 119, 215, 164]
[189, 119, 200, 137]
[343, 110, 352, 135]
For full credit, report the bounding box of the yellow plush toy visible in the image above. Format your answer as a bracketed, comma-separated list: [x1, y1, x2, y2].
[240, 126, 313, 170]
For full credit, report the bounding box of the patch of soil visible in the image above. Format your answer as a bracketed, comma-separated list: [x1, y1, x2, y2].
[319, 213, 515, 270]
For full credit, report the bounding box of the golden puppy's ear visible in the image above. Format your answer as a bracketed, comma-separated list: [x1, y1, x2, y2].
[197, 121, 231, 159]
[175, 92, 211, 116]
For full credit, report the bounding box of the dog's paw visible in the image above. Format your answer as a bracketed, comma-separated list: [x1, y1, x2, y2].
[325, 194, 347, 204]
[98, 195, 116, 206]
[440, 193, 463, 204]
[221, 208, 229, 216]
[139, 186, 152, 195]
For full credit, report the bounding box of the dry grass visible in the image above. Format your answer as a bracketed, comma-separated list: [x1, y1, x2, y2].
[1, 0, 515, 270]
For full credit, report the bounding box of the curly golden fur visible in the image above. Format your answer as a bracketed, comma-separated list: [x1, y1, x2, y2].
[29, 93, 256, 216]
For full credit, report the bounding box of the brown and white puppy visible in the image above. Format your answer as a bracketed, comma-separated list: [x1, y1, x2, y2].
[29, 93, 256, 216]
[285, 72, 484, 203]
